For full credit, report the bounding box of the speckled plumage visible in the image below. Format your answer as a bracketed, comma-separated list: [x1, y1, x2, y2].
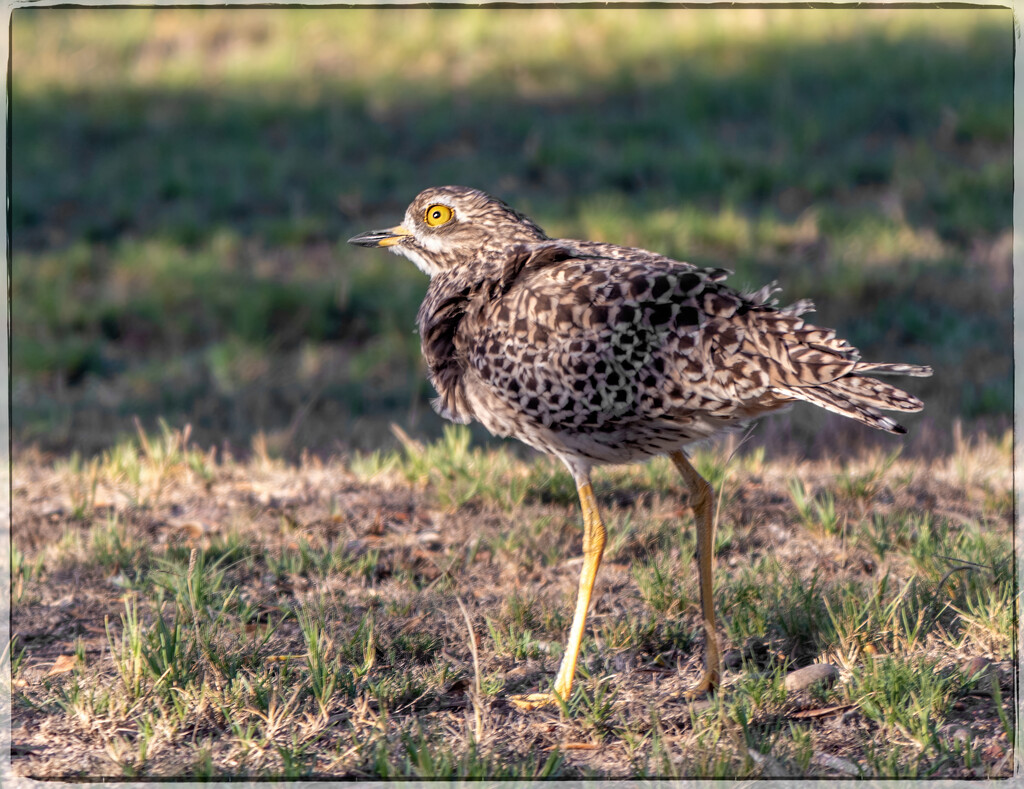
[349, 185, 931, 707]
[368, 186, 930, 471]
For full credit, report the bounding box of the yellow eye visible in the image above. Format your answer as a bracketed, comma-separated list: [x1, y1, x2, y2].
[424, 204, 453, 227]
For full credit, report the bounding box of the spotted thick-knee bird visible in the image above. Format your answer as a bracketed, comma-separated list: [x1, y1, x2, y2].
[349, 185, 931, 709]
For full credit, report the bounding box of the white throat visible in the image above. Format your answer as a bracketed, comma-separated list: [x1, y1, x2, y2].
[390, 244, 439, 278]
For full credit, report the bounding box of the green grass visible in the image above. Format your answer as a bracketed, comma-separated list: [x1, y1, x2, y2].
[11, 7, 1012, 456]
[11, 423, 1015, 778]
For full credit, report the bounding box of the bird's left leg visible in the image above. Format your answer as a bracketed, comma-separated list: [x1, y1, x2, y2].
[670, 450, 721, 696]
[510, 473, 606, 711]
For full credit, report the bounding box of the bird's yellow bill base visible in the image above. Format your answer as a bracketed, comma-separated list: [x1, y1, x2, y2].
[378, 225, 411, 247]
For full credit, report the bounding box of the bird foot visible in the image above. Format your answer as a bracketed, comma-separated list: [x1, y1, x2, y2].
[508, 691, 565, 711]
[683, 668, 720, 700]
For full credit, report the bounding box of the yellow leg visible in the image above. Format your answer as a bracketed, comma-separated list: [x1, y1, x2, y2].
[669, 450, 721, 696]
[510, 481, 606, 710]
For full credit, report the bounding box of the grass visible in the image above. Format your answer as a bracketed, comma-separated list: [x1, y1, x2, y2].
[11, 7, 1012, 456]
[10, 423, 1015, 778]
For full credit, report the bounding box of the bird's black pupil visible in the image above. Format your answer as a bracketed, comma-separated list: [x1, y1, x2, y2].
[433, 210, 441, 218]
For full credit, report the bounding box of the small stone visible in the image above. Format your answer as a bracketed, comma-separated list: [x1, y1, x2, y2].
[811, 751, 861, 777]
[784, 663, 839, 693]
[940, 722, 972, 744]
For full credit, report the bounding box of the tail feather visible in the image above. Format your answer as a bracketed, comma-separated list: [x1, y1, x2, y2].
[772, 363, 931, 434]
[773, 383, 908, 434]
[853, 362, 933, 378]
[830, 375, 925, 413]
[737, 293, 931, 434]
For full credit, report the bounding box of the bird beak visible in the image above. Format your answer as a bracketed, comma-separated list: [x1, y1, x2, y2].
[347, 224, 412, 248]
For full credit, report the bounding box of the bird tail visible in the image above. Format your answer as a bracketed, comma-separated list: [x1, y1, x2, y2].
[773, 364, 933, 435]
[850, 362, 932, 377]
[734, 296, 932, 434]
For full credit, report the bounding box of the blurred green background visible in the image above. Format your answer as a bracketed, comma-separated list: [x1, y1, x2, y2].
[12, 8, 1012, 459]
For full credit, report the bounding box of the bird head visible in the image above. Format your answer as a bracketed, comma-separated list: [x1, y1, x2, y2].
[348, 186, 548, 277]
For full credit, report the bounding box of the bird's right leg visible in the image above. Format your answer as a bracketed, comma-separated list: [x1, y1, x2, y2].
[510, 474, 606, 711]
[670, 450, 721, 697]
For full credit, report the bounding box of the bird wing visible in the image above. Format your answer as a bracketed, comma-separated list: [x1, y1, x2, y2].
[460, 245, 762, 430]
[460, 243, 929, 434]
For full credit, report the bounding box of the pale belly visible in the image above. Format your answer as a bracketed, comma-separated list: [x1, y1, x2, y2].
[462, 374, 781, 465]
